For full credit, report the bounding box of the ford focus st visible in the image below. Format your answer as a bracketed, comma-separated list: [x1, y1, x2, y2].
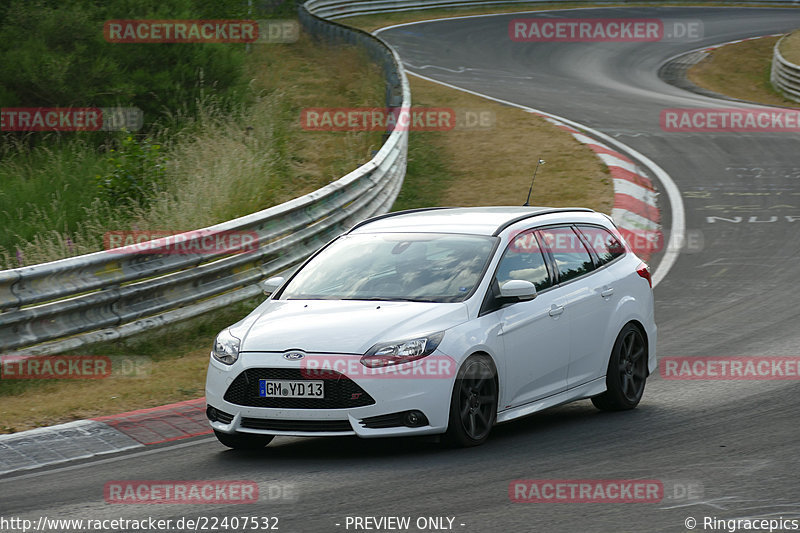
[205, 207, 657, 448]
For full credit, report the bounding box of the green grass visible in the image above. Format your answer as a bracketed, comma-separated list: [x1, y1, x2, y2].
[391, 131, 456, 211]
[688, 36, 800, 108]
[399, 75, 612, 212]
[780, 28, 800, 65]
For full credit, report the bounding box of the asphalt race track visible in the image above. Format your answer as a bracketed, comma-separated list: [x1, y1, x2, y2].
[2, 7, 800, 533]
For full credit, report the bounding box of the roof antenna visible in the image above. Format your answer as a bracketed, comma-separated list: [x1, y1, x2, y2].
[523, 159, 545, 206]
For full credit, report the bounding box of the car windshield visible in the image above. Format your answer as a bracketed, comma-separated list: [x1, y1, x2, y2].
[279, 232, 497, 303]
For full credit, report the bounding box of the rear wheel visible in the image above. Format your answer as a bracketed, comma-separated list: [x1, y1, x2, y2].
[444, 355, 498, 447]
[592, 323, 648, 411]
[213, 430, 274, 450]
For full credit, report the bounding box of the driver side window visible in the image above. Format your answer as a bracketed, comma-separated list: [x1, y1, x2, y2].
[495, 229, 551, 291]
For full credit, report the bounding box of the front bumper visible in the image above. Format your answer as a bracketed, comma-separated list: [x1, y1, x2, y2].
[205, 351, 454, 438]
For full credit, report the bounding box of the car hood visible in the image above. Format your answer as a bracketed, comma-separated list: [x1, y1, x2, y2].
[233, 300, 469, 354]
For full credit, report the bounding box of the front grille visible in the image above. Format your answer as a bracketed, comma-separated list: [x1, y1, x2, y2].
[223, 368, 375, 409]
[241, 418, 353, 432]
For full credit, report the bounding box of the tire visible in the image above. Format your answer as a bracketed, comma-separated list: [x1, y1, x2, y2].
[592, 323, 648, 411]
[444, 354, 498, 447]
[214, 430, 274, 450]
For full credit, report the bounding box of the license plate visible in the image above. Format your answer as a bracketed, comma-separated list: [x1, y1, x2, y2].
[259, 379, 324, 399]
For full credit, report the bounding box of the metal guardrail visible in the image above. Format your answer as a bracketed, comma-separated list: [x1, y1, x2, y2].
[305, 0, 800, 19]
[306, 0, 548, 19]
[771, 34, 800, 102]
[0, 2, 410, 355]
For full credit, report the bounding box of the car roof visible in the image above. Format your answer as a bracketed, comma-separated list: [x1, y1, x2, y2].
[348, 206, 595, 236]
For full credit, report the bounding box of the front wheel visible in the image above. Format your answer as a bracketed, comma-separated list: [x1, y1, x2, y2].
[592, 323, 648, 411]
[214, 430, 274, 450]
[444, 355, 498, 447]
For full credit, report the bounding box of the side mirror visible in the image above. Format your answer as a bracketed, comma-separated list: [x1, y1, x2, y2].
[499, 279, 537, 301]
[260, 276, 285, 295]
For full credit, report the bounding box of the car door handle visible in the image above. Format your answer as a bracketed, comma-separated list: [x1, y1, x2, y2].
[548, 304, 564, 317]
[600, 287, 614, 298]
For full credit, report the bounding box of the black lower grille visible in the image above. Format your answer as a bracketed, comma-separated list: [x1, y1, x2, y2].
[360, 410, 429, 429]
[360, 413, 406, 429]
[241, 418, 353, 432]
[223, 368, 375, 409]
[207, 406, 234, 424]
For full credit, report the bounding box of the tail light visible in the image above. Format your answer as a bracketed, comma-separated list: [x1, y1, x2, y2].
[636, 262, 652, 288]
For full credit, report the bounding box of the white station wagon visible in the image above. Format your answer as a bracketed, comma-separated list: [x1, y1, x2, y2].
[206, 207, 657, 448]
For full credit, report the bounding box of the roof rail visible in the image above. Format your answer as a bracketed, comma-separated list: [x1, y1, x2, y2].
[492, 208, 594, 236]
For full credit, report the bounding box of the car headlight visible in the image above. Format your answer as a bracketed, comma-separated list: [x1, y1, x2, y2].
[212, 329, 241, 365]
[361, 332, 444, 368]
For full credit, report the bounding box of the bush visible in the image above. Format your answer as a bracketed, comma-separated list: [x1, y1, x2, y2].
[0, 0, 257, 130]
[95, 132, 168, 208]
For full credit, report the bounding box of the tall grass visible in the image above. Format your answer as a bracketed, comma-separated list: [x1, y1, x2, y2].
[0, 136, 112, 263]
[0, 34, 385, 269]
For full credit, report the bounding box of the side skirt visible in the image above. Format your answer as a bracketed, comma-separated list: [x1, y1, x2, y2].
[495, 377, 606, 424]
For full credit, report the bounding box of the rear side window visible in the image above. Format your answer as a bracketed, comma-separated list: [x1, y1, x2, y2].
[538, 226, 594, 283]
[495, 229, 552, 291]
[577, 225, 626, 266]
